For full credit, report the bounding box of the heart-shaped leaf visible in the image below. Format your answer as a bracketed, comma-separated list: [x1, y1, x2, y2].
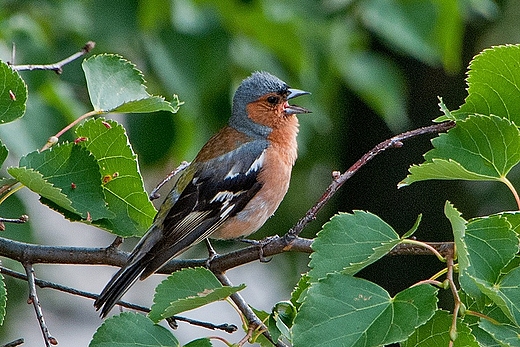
[292, 273, 438, 347]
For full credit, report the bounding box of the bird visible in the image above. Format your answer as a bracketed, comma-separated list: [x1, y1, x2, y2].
[94, 71, 310, 317]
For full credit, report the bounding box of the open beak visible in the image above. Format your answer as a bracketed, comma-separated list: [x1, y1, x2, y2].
[285, 88, 311, 115]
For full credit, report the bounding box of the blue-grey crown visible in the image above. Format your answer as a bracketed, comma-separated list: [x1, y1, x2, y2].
[229, 71, 289, 138]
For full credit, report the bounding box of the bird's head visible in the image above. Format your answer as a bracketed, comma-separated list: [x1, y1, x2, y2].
[230, 71, 310, 138]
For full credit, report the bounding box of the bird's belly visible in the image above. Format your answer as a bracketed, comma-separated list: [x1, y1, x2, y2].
[211, 153, 292, 239]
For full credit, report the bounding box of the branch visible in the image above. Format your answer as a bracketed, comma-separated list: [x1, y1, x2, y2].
[215, 273, 287, 347]
[0, 266, 238, 334]
[10, 41, 95, 74]
[23, 264, 57, 346]
[1, 339, 24, 347]
[0, 227, 454, 272]
[0, 120, 457, 345]
[285, 121, 456, 239]
[149, 161, 190, 201]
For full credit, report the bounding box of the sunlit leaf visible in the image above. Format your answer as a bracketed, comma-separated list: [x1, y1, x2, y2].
[75, 118, 156, 236]
[454, 44, 520, 122]
[17, 144, 111, 221]
[400, 115, 520, 186]
[8, 167, 75, 215]
[82, 54, 179, 114]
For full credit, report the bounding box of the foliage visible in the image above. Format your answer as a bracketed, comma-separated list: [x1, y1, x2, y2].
[0, 36, 519, 346]
[0, 0, 519, 346]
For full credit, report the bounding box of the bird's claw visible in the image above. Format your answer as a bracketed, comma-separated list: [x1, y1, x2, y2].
[204, 239, 219, 268]
[241, 235, 279, 263]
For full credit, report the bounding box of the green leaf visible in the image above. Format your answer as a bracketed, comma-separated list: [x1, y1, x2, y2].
[82, 54, 179, 114]
[17, 144, 111, 221]
[435, 97, 456, 122]
[444, 201, 477, 295]
[464, 216, 518, 286]
[89, 312, 179, 347]
[0, 140, 7, 167]
[292, 274, 438, 347]
[476, 267, 520, 326]
[479, 320, 520, 347]
[402, 310, 479, 347]
[0, 61, 27, 124]
[446, 202, 520, 322]
[400, 115, 520, 187]
[401, 214, 422, 239]
[75, 118, 156, 236]
[454, 44, 520, 122]
[500, 211, 520, 234]
[183, 339, 212, 347]
[250, 307, 277, 347]
[0, 273, 6, 326]
[269, 301, 296, 343]
[444, 201, 486, 304]
[8, 167, 75, 214]
[148, 268, 245, 323]
[399, 159, 496, 188]
[290, 274, 310, 310]
[460, 292, 510, 347]
[309, 211, 400, 281]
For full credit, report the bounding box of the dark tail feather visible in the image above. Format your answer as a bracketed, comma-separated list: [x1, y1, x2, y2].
[94, 260, 148, 318]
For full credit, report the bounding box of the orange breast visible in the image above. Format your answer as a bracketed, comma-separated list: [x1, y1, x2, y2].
[211, 115, 299, 239]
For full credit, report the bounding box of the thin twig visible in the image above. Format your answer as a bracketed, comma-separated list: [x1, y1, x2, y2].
[149, 161, 190, 201]
[0, 215, 28, 224]
[1, 338, 24, 347]
[11, 41, 95, 74]
[0, 266, 237, 333]
[285, 121, 456, 240]
[215, 273, 288, 347]
[23, 263, 57, 346]
[40, 109, 101, 151]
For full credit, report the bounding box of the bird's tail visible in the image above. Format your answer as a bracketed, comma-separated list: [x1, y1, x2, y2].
[94, 259, 148, 318]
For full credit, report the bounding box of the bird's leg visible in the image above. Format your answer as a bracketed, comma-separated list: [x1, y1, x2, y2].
[240, 235, 279, 263]
[204, 239, 219, 268]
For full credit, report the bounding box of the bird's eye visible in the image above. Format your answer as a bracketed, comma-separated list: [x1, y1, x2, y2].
[267, 96, 279, 105]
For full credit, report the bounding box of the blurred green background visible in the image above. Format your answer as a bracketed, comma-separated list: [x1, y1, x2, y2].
[0, 0, 519, 345]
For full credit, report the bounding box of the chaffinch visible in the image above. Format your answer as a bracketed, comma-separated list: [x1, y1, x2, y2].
[94, 71, 310, 317]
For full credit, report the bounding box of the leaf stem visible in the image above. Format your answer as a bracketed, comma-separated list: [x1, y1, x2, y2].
[400, 239, 445, 262]
[40, 109, 102, 151]
[500, 176, 520, 210]
[429, 267, 448, 281]
[465, 310, 500, 325]
[0, 184, 24, 205]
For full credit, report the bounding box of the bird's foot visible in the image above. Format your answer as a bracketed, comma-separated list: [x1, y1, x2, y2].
[204, 239, 219, 268]
[241, 235, 279, 263]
